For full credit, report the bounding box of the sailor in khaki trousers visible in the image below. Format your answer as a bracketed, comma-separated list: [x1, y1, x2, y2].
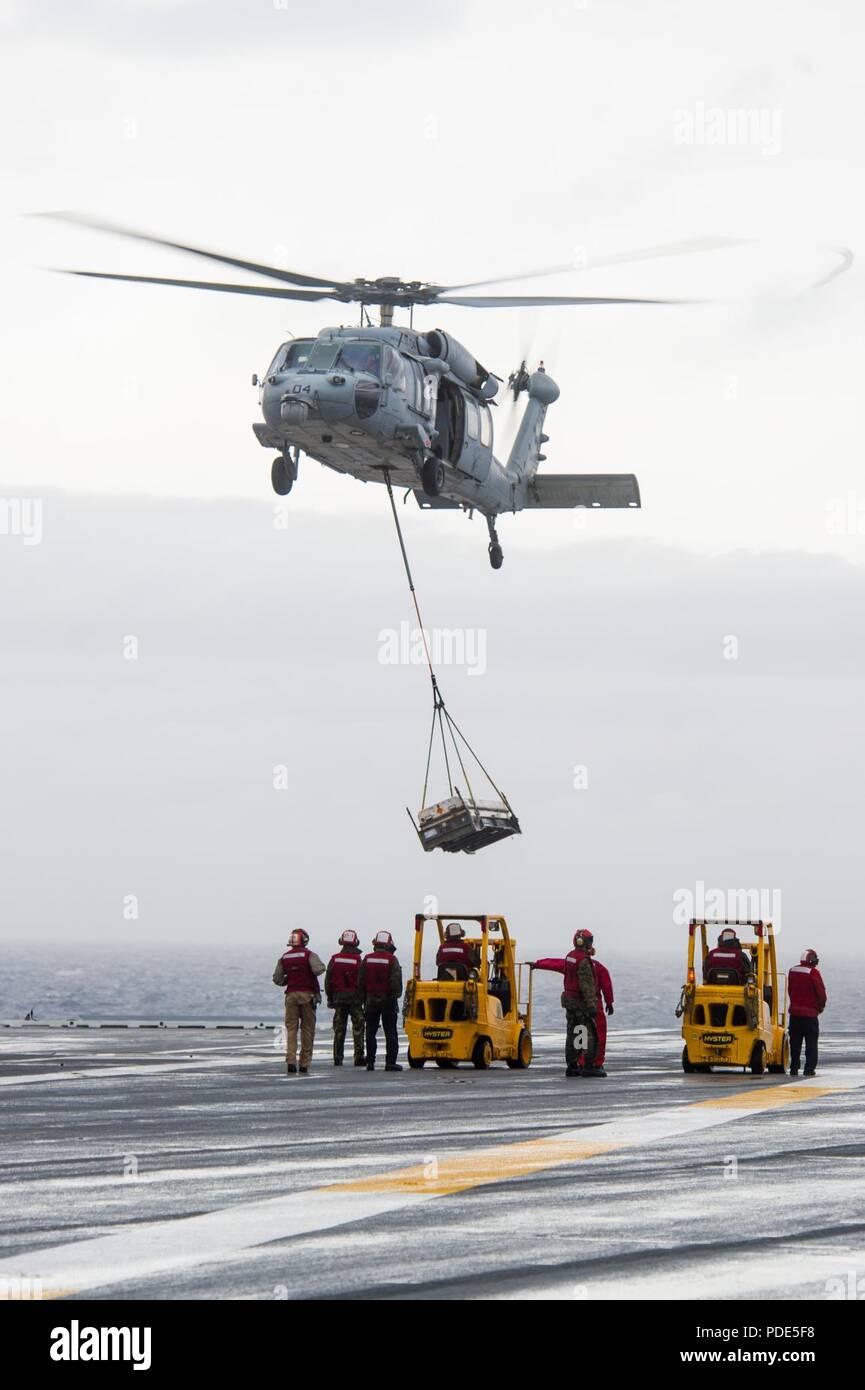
[273, 929, 326, 1074]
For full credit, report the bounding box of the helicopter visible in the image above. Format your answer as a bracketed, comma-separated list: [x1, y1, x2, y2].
[44, 217, 758, 568]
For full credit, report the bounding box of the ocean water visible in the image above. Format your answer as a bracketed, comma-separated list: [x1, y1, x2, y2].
[2, 943, 862, 1036]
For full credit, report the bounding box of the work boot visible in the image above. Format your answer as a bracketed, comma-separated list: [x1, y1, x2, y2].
[285, 1063, 297, 1075]
[789, 1068, 799, 1076]
[333, 1058, 343, 1067]
[354, 1056, 367, 1067]
[299, 1066, 309, 1075]
[385, 1063, 403, 1072]
[803, 1069, 816, 1077]
[583, 1066, 607, 1077]
[565, 1067, 581, 1077]
[366, 1062, 375, 1071]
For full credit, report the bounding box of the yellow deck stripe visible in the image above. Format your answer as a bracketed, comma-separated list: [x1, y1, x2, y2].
[695, 1084, 838, 1110]
[335, 1081, 839, 1197]
[339, 1139, 616, 1196]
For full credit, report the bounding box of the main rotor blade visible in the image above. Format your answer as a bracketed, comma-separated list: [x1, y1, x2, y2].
[57, 269, 341, 301]
[443, 237, 748, 293]
[37, 212, 343, 291]
[437, 293, 696, 308]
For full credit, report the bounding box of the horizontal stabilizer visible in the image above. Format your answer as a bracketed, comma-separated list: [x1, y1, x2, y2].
[526, 473, 640, 509]
[414, 491, 463, 510]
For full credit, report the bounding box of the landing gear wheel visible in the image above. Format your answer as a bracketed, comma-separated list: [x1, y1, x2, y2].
[485, 515, 503, 569]
[750, 1042, 766, 1075]
[422, 457, 445, 497]
[472, 1037, 493, 1070]
[407, 1051, 425, 1070]
[271, 455, 293, 496]
[682, 1045, 695, 1074]
[506, 1029, 533, 1069]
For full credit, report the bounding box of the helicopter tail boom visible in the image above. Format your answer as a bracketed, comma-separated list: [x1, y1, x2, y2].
[504, 366, 560, 485]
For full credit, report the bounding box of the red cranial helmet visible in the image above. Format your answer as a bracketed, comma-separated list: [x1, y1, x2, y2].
[801, 948, 819, 966]
[445, 922, 465, 940]
[373, 930, 394, 949]
[339, 929, 359, 947]
[289, 928, 309, 947]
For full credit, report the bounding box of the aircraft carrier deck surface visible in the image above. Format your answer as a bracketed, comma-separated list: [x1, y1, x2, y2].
[1, 1025, 863, 1301]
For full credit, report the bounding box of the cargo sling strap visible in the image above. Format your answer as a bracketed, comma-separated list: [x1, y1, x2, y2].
[382, 471, 511, 813]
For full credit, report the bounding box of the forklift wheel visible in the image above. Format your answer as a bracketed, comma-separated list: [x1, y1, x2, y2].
[407, 1052, 425, 1069]
[750, 1042, 766, 1075]
[506, 1029, 533, 1069]
[435, 1059, 456, 1069]
[682, 1045, 695, 1073]
[472, 1037, 493, 1070]
[768, 1036, 790, 1074]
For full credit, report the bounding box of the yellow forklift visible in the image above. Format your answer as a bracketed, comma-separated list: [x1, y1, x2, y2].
[678, 918, 789, 1074]
[403, 913, 533, 1069]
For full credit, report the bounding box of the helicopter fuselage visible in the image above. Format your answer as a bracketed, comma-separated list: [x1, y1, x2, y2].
[254, 324, 533, 515]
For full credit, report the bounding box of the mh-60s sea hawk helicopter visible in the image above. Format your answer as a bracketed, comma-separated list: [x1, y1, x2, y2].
[46, 216, 739, 568]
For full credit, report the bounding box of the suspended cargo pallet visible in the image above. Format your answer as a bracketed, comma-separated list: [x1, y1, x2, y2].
[409, 788, 521, 854]
[383, 469, 523, 855]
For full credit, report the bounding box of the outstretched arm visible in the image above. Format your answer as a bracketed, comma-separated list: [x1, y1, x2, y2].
[530, 958, 566, 974]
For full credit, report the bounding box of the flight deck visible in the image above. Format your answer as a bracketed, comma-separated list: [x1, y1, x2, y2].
[1, 1025, 863, 1301]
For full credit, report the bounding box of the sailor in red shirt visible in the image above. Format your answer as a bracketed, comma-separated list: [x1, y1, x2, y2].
[787, 949, 827, 1076]
[702, 928, 753, 984]
[272, 928, 326, 1075]
[436, 922, 480, 980]
[531, 930, 604, 1076]
[588, 945, 614, 1068]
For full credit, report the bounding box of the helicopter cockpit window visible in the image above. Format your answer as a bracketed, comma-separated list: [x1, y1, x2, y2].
[479, 404, 492, 448]
[407, 359, 423, 409]
[266, 340, 315, 377]
[284, 339, 314, 369]
[303, 341, 341, 372]
[465, 397, 480, 441]
[338, 342, 382, 376]
[383, 347, 406, 391]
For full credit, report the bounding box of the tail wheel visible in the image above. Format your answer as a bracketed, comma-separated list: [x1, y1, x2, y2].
[682, 1045, 695, 1073]
[506, 1029, 533, 1069]
[435, 1058, 456, 1069]
[472, 1037, 493, 1070]
[407, 1051, 425, 1070]
[750, 1042, 766, 1075]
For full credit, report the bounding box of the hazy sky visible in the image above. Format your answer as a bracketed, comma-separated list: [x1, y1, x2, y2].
[1, 2, 863, 963]
[3, 491, 864, 962]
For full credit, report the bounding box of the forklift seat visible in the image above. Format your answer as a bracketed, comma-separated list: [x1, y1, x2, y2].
[706, 966, 743, 986]
[437, 963, 468, 981]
